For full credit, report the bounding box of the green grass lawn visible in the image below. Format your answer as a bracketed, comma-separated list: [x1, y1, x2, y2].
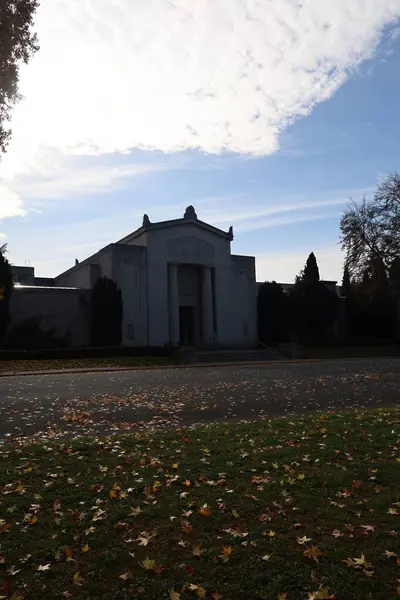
[0, 356, 177, 374]
[0, 408, 399, 600]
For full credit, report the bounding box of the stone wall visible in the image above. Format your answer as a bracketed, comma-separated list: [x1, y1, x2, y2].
[8, 287, 91, 347]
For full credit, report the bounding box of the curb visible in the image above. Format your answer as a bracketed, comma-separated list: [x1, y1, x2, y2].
[0, 356, 398, 378]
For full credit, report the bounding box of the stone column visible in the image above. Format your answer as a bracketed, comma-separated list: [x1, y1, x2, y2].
[202, 266, 214, 345]
[169, 264, 180, 346]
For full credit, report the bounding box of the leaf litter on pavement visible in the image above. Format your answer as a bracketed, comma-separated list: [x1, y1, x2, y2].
[0, 406, 399, 599]
[0, 361, 399, 443]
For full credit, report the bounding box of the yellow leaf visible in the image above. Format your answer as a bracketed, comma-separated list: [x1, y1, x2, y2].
[278, 594, 287, 600]
[199, 504, 211, 517]
[297, 535, 312, 545]
[73, 571, 84, 586]
[232, 510, 240, 519]
[140, 558, 156, 571]
[81, 543, 89, 553]
[261, 554, 272, 562]
[169, 589, 181, 600]
[352, 553, 368, 567]
[219, 546, 232, 563]
[307, 588, 331, 600]
[314, 587, 331, 599]
[192, 545, 204, 557]
[267, 530, 276, 538]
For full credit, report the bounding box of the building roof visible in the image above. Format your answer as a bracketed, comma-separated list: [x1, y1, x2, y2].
[118, 205, 234, 244]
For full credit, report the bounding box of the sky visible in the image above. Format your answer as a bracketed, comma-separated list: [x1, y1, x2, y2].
[1, 0, 400, 283]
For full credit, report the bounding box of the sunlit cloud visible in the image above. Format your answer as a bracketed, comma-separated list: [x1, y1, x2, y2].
[1, 0, 400, 180]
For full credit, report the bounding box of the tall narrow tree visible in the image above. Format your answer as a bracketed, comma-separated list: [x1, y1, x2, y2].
[341, 264, 351, 298]
[90, 277, 123, 347]
[302, 252, 320, 285]
[0, 244, 13, 343]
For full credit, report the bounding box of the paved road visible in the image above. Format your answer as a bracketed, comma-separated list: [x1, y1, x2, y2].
[0, 359, 399, 443]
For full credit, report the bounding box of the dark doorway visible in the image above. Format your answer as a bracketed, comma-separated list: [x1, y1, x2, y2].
[179, 306, 195, 346]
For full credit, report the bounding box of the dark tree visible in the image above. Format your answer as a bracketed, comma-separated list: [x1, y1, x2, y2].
[0, 0, 39, 154]
[302, 252, 320, 285]
[0, 244, 13, 343]
[90, 277, 123, 347]
[257, 281, 288, 343]
[389, 257, 400, 295]
[340, 173, 400, 280]
[289, 253, 338, 341]
[341, 264, 351, 298]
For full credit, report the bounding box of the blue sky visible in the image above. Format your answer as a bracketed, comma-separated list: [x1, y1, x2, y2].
[1, 1, 400, 282]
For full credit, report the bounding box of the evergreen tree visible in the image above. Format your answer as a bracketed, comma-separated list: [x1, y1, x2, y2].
[302, 252, 320, 285]
[257, 281, 288, 343]
[90, 277, 123, 346]
[0, 244, 13, 343]
[341, 264, 351, 298]
[290, 252, 338, 341]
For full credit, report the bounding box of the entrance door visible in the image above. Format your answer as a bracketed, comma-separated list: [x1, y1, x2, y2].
[179, 306, 195, 346]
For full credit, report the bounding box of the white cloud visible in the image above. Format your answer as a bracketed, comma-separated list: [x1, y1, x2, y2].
[256, 245, 344, 283]
[1, 0, 399, 180]
[13, 160, 167, 201]
[201, 195, 351, 227]
[0, 185, 26, 220]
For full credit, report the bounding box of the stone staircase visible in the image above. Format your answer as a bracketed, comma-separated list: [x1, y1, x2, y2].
[194, 345, 286, 364]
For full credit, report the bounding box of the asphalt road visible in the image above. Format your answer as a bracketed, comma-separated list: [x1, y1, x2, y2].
[0, 358, 399, 443]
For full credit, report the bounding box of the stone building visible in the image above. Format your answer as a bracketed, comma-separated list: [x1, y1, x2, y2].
[10, 206, 258, 348]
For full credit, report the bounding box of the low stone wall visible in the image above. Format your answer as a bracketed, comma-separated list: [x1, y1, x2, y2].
[8, 287, 91, 347]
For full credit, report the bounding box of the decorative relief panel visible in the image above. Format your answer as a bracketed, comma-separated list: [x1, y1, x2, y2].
[167, 236, 215, 259]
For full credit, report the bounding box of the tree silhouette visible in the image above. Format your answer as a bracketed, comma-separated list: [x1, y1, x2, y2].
[90, 277, 123, 347]
[302, 252, 320, 285]
[0, 0, 39, 154]
[341, 264, 351, 299]
[0, 244, 13, 343]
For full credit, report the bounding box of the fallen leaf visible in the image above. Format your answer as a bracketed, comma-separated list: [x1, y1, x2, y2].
[140, 558, 156, 571]
[192, 545, 204, 557]
[304, 546, 323, 563]
[199, 504, 211, 517]
[129, 506, 142, 517]
[219, 546, 232, 563]
[65, 546, 73, 562]
[169, 589, 181, 600]
[73, 571, 84, 586]
[37, 564, 51, 572]
[297, 535, 312, 545]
